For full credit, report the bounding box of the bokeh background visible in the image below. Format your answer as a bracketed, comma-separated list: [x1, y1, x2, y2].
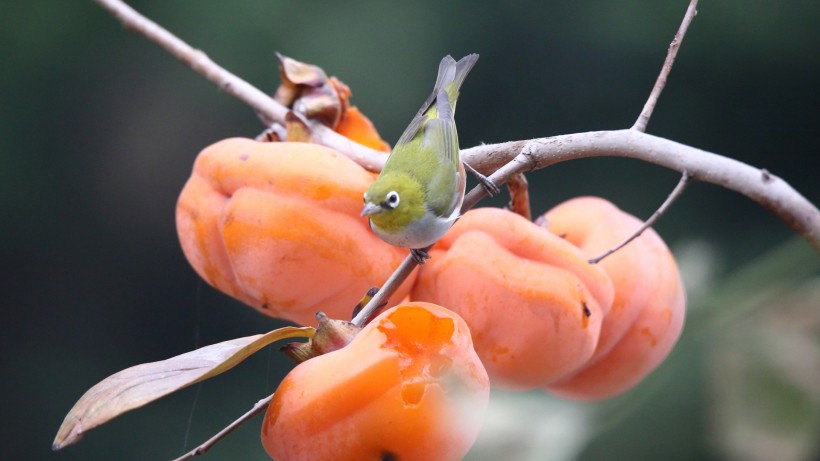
[3, 1, 819, 460]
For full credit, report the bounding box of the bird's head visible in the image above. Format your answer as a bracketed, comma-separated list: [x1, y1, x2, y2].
[361, 173, 426, 233]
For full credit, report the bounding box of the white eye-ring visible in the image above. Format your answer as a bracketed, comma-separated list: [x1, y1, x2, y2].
[385, 191, 400, 209]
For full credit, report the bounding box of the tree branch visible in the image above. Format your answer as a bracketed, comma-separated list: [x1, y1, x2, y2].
[170, 394, 272, 461]
[632, 0, 699, 132]
[93, 0, 818, 253]
[461, 132, 820, 251]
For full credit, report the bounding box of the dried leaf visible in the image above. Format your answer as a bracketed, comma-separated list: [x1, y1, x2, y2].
[272, 53, 346, 129]
[52, 326, 314, 450]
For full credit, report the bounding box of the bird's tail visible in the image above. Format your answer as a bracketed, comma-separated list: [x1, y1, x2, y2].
[418, 54, 479, 117]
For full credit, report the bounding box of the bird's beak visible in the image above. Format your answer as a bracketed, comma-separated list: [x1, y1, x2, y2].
[360, 202, 382, 217]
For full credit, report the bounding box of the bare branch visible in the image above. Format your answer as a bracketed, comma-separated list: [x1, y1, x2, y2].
[92, 0, 387, 172]
[589, 171, 691, 264]
[632, 0, 699, 132]
[171, 394, 272, 461]
[461, 131, 820, 252]
[93, 0, 818, 252]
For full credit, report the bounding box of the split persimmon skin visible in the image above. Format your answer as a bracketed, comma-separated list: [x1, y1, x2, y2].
[540, 197, 686, 400]
[412, 208, 616, 390]
[176, 138, 415, 326]
[261, 302, 490, 461]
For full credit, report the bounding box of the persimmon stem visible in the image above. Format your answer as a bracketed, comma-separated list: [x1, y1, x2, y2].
[589, 171, 690, 264]
[170, 394, 273, 461]
[507, 173, 532, 221]
[632, 0, 699, 132]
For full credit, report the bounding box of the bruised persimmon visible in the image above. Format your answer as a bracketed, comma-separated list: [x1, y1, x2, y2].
[176, 138, 414, 326]
[261, 302, 490, 461]
[538, 196, 686, 400]
[412, 207, 616, 391]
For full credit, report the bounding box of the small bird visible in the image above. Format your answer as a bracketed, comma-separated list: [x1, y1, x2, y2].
[361, 54, 483, 264]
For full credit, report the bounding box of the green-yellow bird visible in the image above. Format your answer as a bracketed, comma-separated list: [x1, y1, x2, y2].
[361, 54, 481, 264]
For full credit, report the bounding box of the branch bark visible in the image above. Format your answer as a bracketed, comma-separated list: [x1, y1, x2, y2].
[461, 132, 820, 251]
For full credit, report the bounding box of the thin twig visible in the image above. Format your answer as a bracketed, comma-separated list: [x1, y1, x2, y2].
[632, 0, 699, 132]
[170, 394, 273, 461]
[589, 171, 691, 264]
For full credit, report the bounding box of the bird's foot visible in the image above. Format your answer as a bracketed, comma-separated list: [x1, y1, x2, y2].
[410, 248, 431, 265]
[464, 161, 500, 196]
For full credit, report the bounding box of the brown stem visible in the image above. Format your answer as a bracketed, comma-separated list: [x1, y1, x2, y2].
[589, 171, 690, 264]
[632, 0, 699, 132]
[170, 394, 273, 461]
[506, 173, 532, 221]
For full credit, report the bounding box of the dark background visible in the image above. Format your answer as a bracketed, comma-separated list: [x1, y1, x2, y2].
[3, 1, 818, 460]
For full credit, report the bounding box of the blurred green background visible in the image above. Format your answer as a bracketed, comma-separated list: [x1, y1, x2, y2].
[2, 1, 818, 460]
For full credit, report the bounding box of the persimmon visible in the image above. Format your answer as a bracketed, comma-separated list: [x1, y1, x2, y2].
[412, 199, 685, 400]
[411, 207, 616, 391]
[261, 302, 490, 461]
[538, 197, 686, 399]
[176, 138, 414, 326]
[335, 106, 391, 152]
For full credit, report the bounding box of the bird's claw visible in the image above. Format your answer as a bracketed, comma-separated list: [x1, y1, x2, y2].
[463, 161, 500, 196]
[410, 248, 431, 265]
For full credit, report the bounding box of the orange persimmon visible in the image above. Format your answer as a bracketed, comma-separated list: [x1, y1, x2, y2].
[261, 302, 490, 461]
[335, 106, 391, 152]
[176, 138, 414, 326]
[539, 196, 686, 399]
[412, 199, 685, 400]
[412, 207, 616, 391]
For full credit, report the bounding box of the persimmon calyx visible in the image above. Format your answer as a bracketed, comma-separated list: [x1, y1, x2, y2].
[282, 311, 361, 363]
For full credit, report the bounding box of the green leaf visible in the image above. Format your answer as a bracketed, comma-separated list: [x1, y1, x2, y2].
[52, 326, 314, 450]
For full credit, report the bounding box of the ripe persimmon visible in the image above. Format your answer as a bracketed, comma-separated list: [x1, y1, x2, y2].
[539, 196, 686, 399]
[412, 199, 685, 400]
[261, 302, 490, 461]
[176, 138, 415, 326]
[412, 207, 616, 391]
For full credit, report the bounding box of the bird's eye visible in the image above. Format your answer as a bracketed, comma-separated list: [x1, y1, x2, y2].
[385, 191, 400, 208]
